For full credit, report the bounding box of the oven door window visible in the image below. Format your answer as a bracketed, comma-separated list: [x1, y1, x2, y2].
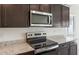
[32, 14, 49, 24]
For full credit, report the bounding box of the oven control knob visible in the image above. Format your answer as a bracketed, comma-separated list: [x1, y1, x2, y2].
[43, 43, 46, 47]
[30, 34, 32, 36]
[43, 33, 46, 35]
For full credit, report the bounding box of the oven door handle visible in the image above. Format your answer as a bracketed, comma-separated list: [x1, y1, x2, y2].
[35, 45, 59, 54]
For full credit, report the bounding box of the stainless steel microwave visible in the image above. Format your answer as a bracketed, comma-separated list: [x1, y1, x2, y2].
[30, 10, 53, 27]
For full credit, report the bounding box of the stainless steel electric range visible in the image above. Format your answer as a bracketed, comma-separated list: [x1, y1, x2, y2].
[26, 32, 59, 55]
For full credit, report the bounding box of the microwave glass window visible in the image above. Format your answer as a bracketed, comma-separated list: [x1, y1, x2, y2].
[32, 14, 49, 24]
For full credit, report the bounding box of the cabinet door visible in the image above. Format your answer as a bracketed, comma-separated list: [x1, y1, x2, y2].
[40, 4, 50, 12]
[70, 45, 77, 55]
[58, 47, 69, 55]
[30, 4, 40, 11]
[69, 41, 77, 55]
[2, 4, 29, 27]
[52, 4, 62, 27]
[0, 4, 1, 27]
[62, 5, 69, 27]
[58, 43, 69, 55]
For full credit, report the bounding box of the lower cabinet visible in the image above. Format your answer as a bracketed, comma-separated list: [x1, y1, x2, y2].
[69, 41, 77, 55]
[2, 4, 29, 27]
[69, 45, 77, 55]
[58, 42, 69, 55]
[0, 4, 1, 27]
[58, 41, 77, 55]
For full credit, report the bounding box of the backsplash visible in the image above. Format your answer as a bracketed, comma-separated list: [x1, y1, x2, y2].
[0, 27, 66, 42]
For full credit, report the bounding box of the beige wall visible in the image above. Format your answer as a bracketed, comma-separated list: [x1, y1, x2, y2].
[0, 28, 66, 42]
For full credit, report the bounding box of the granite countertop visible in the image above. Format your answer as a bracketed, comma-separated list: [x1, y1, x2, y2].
[47, 35, 76, 44]
[0, 35, 75, 55]
[0, 40, 34, 55]
[47, 35, 66, 44]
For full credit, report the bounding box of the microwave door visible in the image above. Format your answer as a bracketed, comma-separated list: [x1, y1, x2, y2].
[32, 14, 48, 23]
[30, 10, 53, 26]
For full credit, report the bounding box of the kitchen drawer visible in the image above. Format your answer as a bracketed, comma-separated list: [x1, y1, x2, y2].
[58, 48, 69, 55]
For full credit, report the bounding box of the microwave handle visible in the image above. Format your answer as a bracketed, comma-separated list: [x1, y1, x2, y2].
[49, 16, 53, 24]
[49, 16, 51, 24]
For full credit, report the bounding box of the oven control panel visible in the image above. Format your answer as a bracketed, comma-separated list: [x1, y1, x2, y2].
[26, 32, 46, 38]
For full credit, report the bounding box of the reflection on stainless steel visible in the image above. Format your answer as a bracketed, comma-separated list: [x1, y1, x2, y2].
[30, 10, 53, 27]
[35, 45, 59, 54]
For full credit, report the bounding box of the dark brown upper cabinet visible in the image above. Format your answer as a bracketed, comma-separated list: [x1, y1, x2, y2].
[30, 4, 50, 12]
[61, 5, 69, 27]
[30, 4, 40, 11]
[40, 4, 50, 12]
[0, 5, 1, 27]
[51, 4, 69, 27]
[1, 4, 29, 27]
[51, 4, 62, 27]
[0, 4, 69, 27]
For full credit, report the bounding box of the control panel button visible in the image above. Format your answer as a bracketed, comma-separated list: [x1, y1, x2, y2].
[43, 33, 46, 35]
[43, 43, 46, 47]
[28, 34, 32, 36]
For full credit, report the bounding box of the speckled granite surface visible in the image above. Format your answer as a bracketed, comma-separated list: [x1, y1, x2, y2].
[47, 35, 66, 44]
[0, 35, 75, 55]
[47, 35, 75, 44]
[0, 40, 34, 55]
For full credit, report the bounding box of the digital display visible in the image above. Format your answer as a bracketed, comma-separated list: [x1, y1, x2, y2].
[34, 33, 41, 36]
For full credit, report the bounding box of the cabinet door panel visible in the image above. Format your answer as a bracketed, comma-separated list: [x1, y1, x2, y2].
[70, 45, 77, 55]
[58, 48, 69, 55]
[2, 4, 29, 27]
[62, 5, 69, 27]
[53, 4, 62, 27]
[0, 4, 1, 27]
[58, 43, 69, 55]
[30, 4, 40, 11]
[51, 4, 69, 27]
[40, 4, 50, 12]
[69, 41, 77, 55]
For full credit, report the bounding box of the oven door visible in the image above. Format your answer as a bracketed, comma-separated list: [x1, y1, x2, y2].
[35, 45, 59, 55]
[36, 48, 58, 55]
